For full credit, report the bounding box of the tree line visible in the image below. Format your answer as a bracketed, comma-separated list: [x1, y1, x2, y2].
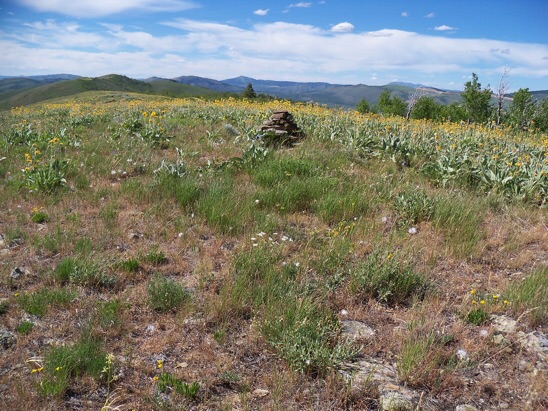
[356, 73, 548, 132]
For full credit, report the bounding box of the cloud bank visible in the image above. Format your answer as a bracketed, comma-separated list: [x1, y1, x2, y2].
[18, 0, 199, 18]
[2, 16, 547, 89]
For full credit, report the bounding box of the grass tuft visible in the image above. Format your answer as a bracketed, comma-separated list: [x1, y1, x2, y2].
[350, 249, 429, 306]
[147, 274, 190, 313]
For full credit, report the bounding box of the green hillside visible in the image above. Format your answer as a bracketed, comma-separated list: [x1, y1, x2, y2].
[0, 77, 43, 94]
[0, 74, 221, 109]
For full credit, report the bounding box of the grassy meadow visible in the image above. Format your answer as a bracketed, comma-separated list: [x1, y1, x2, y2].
[0, 91, 546, 410]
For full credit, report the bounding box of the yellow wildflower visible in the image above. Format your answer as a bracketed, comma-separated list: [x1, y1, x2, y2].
[480, 300, 485, 305]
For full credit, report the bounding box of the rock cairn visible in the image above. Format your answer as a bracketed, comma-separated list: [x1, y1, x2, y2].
[257, 110, 304, 146]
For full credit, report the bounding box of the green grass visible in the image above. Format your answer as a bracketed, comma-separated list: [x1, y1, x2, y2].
[118, 258, 140, 273]
[95, 299, 125, 328]
[16, 320, 34, 334]
[31, 209, 49, 224]
[156, 373, 200, 399]
[40, 333, 107, 398]
[17, 288, 77, 317]
[218, 245, 356, 375]
[507, 266, 547, 327]
[53, 257, 117, 288]
[393, 189, 434, 228]
[196, 174, 255, 234]
[147, 274, 190, 313]
[260, 295, 357, 375]
[432, 192, 486, 258]
[142, 248, 168, 265]
[350, 249, 429, 306]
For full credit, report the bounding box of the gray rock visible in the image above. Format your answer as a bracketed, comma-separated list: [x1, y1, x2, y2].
[491, 315, 517, 334]
[10, 267, 26, 279]
[341, 357, 398, 390]
[516, 331, 547, 360]
[128, 231, 143, 240]
[0, 233, 5, 248]
[492, 334, 505, 345]
[340, 358, 437, 409]
[455, 405, 479, 411]
[518, 360, 533, 373]
[0, 327, 16, 350]
[341, 320, 376, 341]
[252, 388, 270, 398]
[380, 384, 417, 411]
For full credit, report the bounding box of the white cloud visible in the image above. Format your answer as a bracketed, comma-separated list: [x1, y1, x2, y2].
[2, 18, 547, 90]
[425, 12, 436, 18]
[401, 12, 408, 17]
[331, 22, 354, 33]
[254, 9, 269, 16]
[434, 25, 457, 31]
[288, 2, 312, 8]
[8, 19, 119, 51]
[17, 0, 199, 18]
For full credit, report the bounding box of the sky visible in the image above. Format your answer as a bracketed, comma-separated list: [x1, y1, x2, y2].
[1, 0, 547, 91]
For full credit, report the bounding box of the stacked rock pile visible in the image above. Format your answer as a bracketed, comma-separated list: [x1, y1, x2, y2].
[256, 110, 305, 146]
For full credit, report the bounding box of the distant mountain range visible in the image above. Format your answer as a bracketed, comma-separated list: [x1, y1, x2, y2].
[1, 73, 547, 110]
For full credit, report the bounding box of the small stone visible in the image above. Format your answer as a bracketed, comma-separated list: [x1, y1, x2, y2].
[252, 388, 270, 398]
[518, 360, 533, 373]
[0, 234, 5, 248]
[145, 324, 156, 334]
[380, 389, 415, 411]
[499, 402, 509, 409]
[10, 267, 26, 279]
[0, 327, 17, 350]
[128, 232, 142, 240]
[492, 334, 505, 345]
[455, 405, 479, 411]
[341, 320, 375, 341]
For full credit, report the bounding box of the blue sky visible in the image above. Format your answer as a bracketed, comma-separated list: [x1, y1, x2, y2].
[1, 0, 547, 91]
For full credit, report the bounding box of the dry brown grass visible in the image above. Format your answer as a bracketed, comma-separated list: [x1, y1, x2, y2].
[0, 96, 546, 410]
